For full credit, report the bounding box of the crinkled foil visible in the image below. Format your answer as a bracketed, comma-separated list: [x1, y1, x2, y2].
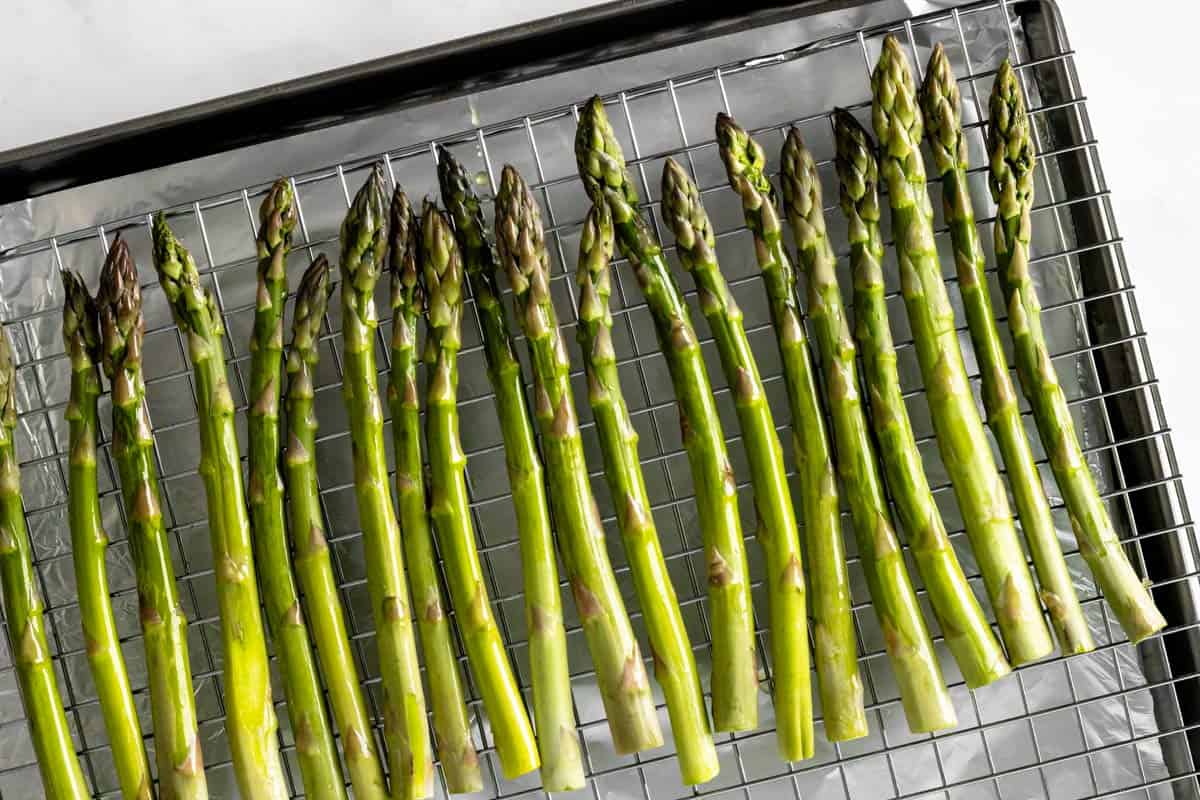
[0, 1, 1191, 798]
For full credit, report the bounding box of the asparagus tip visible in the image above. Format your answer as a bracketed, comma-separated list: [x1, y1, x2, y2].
[919, 42, 965, 172]
[97, 235, 144, 380]
[389, 187, 422, 317]
[420, 200, 463, 332]
[258, 177, 297, 242]
[289, 255, 331, 365]
[574, 96, 635, 212]
[435, 144, 468, 201]
[61, 268, 101, 365]
[713, 111, 750, 169]
[660, 158, 714, 271]
[714, 110, 739, 139]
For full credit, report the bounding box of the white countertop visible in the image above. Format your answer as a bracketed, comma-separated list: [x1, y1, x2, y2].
[2, 0, 1195, 492]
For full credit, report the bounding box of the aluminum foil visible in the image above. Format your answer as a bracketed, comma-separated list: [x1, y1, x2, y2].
[0, 1, 1193, 798]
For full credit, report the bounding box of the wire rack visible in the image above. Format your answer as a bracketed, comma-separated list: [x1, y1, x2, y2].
[0, 1, 1196, 798]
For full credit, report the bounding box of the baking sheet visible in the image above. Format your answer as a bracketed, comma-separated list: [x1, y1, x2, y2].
[0, 1, 1194, 798]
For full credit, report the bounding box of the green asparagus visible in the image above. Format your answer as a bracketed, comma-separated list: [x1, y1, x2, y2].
[576, 200, 718, 782]
[420, 200, 541, 780]
[337, 164, 432, 800]
[152, 213, 288, 799]
[987, 59, 1166, 643]
[495, 164, 664, 754]
[872, 36, 1053, 665]
[0, 331, 90, 798]
[248, 179, 345, 798]
[63, 269, 153, 800]
[388, 189, 482, 795]
[715, 114, 866, 743]
[436, 149, 581, 790]
[778, 116, 957, 735]
[99, 237, 208, 800]
[921, 46, 1092, 655]
[575, 97, 759, 733]
[285, 256, 391, 800]
[828, 113, 1010, 687]
[660, 158, 811, 761]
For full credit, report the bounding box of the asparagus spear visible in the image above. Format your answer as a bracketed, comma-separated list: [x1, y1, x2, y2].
[99, 238, 208, 800]
[660, 159, 811, 761]
[872, 36, 1054, 665]
[337, 164, 432, 800]
[576, 200, 718, 782]
[495, 164, 664, 754]
[388, 189, 483, 795]
[152, 213, 287, 800]
[715, 114, 866, 743]
[921, 46, 1093, 656]
[0, 331, 90, 798]
[828, 113, 1011, 688]
[987, 60, 1166, 643]
[778, 118, 956, 735]
[436, 150, 581, 791]
[419, 199, 541, 781]
[575, 97, 759, 733]
[63, 269, 153, 800]
[248, 179, 346, 798]
[285, 256, 391, 800]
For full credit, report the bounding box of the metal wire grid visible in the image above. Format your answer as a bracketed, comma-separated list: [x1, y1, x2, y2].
[0, 1, 1194, 798]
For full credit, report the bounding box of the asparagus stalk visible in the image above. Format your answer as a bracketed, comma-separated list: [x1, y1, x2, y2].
[921, 46, 1092, 655]
[0, 331, 90, 798]
[436, 150, 581, 791]
[872, 36, 1054, 665]
[388, 189, 483, 796]
[777, 118, 956, 735]
[248, 180, 346, 798]
[63, 269, 153, 800]
[99, 238, 208, 800]
[987, 60, 1166, 643]
[337, 164, 433, 800]
[575, 97, 759, 733]
[576, 200, 718, 782]
[420, 201, 541, 779]
[715, 114, 866, 743]
[285, 256, 391, 800]
[152, 213, 287, 800]
[828, 113, 1011, 687]
[660, 159, 811, 761]
[495, 164, 664, 754]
